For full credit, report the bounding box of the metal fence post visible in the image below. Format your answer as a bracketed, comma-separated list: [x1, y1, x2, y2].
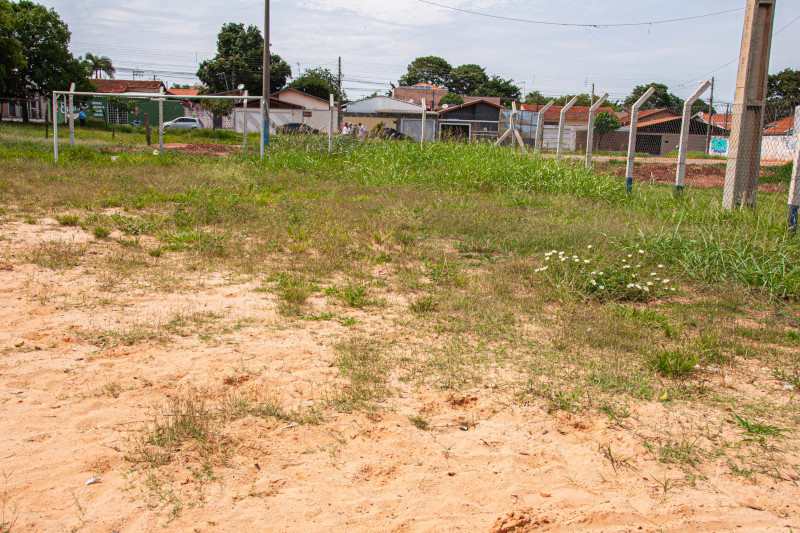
[68, 83, 75, 148]
[557, 95, 578, 161]
[421, 98, 426, 145]
[158, 87, 164, 156]
[585, 93, 609, 168]
[328, 94, 334, 154]
[675, 81, 711, 195]
[242, 91, 249, 154]
[626, 86, 656, 194]
[788, 106, 800, 235]
[534, 100, 554, 154]
[53, 93, 59, 163]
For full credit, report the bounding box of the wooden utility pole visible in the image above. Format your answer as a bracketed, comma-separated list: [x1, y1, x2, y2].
[590, 83, 595, 108]
[723, 0, 776, 209]
[705, 77, 715, 154]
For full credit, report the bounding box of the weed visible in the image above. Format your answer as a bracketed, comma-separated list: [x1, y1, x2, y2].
[28, 241, 86, 269]
[92, 225, 111, 238]
[55, 214, 80, 226]
[409, 294, 437, 314]
[408, 415, 428, 430]
[732, 413, 785, 440]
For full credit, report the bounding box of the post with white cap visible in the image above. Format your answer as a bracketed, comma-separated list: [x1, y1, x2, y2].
[787, 106, 800, 235]
[328, 93, 334, 154]
[626, 86, 656, 194]
[53, 92, 59, 162]
[534, 100, 554, 154]
[556, 95, 578, 161]
[242, 90, 249, 153]
[68, 83, 75, 148]
[585, 93, 609, 168]
[675, 81, 712, 195]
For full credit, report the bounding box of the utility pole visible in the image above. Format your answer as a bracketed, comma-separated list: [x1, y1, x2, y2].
[337, 56, 342, 129]
[722, 0, 776, 209]
[590, 83, 595, 108]
[705, 76, 715, 154]
[261, 0, 270, 158]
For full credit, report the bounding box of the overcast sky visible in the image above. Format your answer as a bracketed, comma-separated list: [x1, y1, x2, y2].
[39, 0, 800, 104]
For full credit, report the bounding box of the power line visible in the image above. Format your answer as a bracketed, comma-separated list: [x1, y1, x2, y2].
[417, 0, 743, 28]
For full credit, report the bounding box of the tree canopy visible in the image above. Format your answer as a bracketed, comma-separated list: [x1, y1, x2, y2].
[438, 93, 464, 106]
[624, 83, 683, 111]
[446, 64, 488, 95]
[197, 22, 291, 96]
[84, 53, 115, 79]
[398, 56, 452, 87]
[476, 76, 520, 106]
[594, 111, 622, 135]
[768, 68, 800, 108]
[0, 0, 25, 95]
[287, 67, 343, 101]
[2, 1, 92, 120]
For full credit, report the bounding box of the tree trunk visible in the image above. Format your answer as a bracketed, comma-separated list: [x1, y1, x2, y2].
[21, 99, 29, 123]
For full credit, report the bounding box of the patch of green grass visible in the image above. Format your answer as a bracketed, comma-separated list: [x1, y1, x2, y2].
[92, 225, 111, 238]
[732, 413, 785, 440]
[330, 338, 388, 410]
[408, 415, 428, 430]
[650, 345, 699, 378]
[55, 213, 80, 226]
[28, 241, 86, 269]
[409, 294, 437, 314]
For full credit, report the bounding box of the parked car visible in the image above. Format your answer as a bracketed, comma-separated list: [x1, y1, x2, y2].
[278, 123, 320, 135]
[163, 117, 203, 130]
[380, 127, 409, 140]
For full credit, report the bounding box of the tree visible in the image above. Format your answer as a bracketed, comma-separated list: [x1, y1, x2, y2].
[438, 93, 463, 106]
[595, 111, 621, 137]
[447, 64, 488, 95]
[4, 1, 92, 122]
[0, 0, 24, 97]
[84, 53, 115, 79]
[197, 22, 291, 96]
[199, 91, 233, 131]
[768, 68, 800, 108]
[475, 76, 520, 106]
[289, 67, 343, 101]
[398, 56, 452, 87]
[287, 74, 331, 100]
[624, 83, 682, 111]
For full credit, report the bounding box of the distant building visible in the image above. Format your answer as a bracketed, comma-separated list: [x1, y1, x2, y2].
[437, 99, 504, 142]
[392, 83, 449, 108]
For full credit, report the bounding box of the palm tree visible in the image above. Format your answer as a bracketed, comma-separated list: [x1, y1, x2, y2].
[84, 53, 115, 79]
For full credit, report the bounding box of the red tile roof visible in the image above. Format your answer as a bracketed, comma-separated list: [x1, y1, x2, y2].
[619, 108, 680, 124]
[167, 88, 200, 96]
[763, 115, 795, 135]
[91, 79, 165, 93]
[697, 112, 733, 130]
[520, 104, 617, 121]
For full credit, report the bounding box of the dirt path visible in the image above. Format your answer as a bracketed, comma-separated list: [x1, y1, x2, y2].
[0, 220, 798, 532]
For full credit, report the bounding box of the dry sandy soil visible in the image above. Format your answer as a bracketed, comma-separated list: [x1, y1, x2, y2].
[1, 219, 799, 532]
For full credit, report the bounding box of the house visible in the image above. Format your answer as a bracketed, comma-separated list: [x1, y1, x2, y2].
[617, 116, 726, 156]
[1, 95, 48, 122]
[59, 78, 184, 126]
[166, 88, 201, 97]
[521, 104, 618, 127]
[392, 83, 449, 108]
[436, 99, 504, 142]
[271, 88, 336, 111]
[697, 112, 733, 132]
[763, 114, 795, 135]
[620, 108, 680, 125]
[342, 96, 437, 135]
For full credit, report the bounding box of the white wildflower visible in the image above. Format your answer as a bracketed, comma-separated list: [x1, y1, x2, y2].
[638, 249, 645, 254]
[627, 254, 633, 258]
[658, 264, 664, 268]
[642, 286, 649, 292]
[598, 271, 604, 276]
[650, 272, 656, 276]
[583, 259, 590, 263]
[540, 266, 548, 271]
[599, 285, 605, 290]
[591, 279, 597, 286]
[560, 257, 566, 262]
[622, 265, 630, 269]
[663, 279, 670, 283]
[587, 245, 593, 249]
[647, 282, 653, 286]
[670, 288, 676, 292]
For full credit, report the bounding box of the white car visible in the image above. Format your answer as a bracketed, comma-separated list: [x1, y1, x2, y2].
[163, 117, 203, 130]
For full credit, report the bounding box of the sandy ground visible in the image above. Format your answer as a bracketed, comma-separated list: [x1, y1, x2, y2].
[1, 219, 799, 532]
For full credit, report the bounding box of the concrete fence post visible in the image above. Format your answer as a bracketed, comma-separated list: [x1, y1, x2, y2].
[675, 81, 712, 195]
[788, 105, 800, 234]
[158, 87, 164, 156]
[495, 108, 515, 147]
[421, 98, 426, 145]
[260, 97, 265, 160]
[534, 100, 555, 154]
[626, 86, 657, 194]
[585, 93, 609, 168]
[243, 91, 249, 154]
[557, 95, 579, 161]
[68, 83, 75, 148]
[328, 93, 334, 154]
[53, 93, 59, 162]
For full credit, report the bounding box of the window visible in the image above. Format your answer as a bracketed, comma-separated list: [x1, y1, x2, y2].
[107, 102, 128, 125]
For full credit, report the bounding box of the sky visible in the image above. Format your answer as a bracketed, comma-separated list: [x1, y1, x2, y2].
[38, 0, 800, 105]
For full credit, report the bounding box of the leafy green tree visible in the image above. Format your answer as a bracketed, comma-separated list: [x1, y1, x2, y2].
[624, 83, 682, 111]
[84, 52, 115, 79]
[768, 68, 800, 108]
[447, 64, 488, 95]
[0, 0, 24, 96]
[4, 1, 92, 122]
[594, 111, 622, 148]
[438, 93, 463, 106]
[197, 22, 291, 96]
[289, 67, 343, 101]
[475, 76, 520, 106]
[523, 90, 548, 106]
[398, 56, 452, 87]
[287, 74, 331, 100]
